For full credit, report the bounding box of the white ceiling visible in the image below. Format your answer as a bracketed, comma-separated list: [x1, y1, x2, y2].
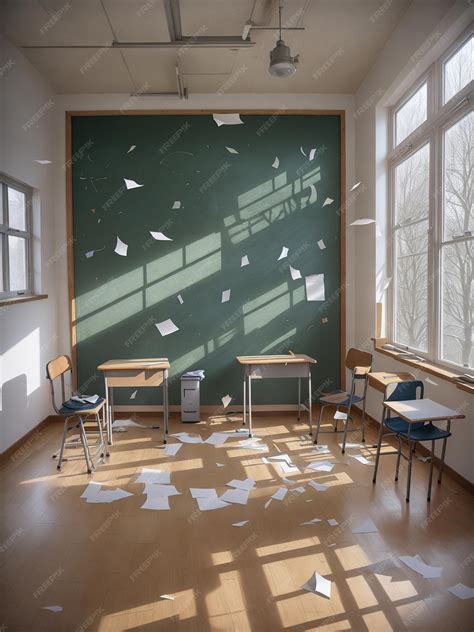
[4, 0, 413, 95]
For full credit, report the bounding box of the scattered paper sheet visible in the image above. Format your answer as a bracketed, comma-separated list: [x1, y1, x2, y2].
[227, 478, 255, 491]
[43, 606, 63, 612]
[160, 594, 175, 600]
[302, 572, 331, 598]
[293, 486, 306, 493]
[305, 274, 326, 301]
[221, 289, 231, 303]
[114, 236, 128, 256]
[263, 455, 300, 475]
[416, 455, 431, 463]
[226, 146, 239, 154]
[143, 484, 180, 497]
[307, 184, 317, 204]
[81, 481, 102, 500]
[307, 460, 335, 473]
[398, 554, 442, 579]
[137, 468, 171, 485]
[309, 148, 317, 161]
[338, 442, 362, 449]
[221, 394, 232, 408]
[447, 583, 474, 600]
[171, 432, 203, 444]
[156, 319, 179, 336]
[124, 178, 143, 189]
[172, 200, 181, 210]
[313, 445, 331, 454]
[35, 159, 52, 164]
[350, 181, 361, 191]
[197, 496, 230, 511]
[425, 377, 438, 386]
[141, 495, 170, 510]
[334, 411, 347, 420]
[177, 293, 184, 304]
[190, 488, 217, 499]
[350, 454, 372, 465]
[213, 113, 243, 126]
[308, 480, 329, 492]
[317, 239, 326, 250]
[277, 246, 289, 260]
[220, 488, 250, 505]
[150, 231, 173, 241]
[113, 419, 146, 429]
[289, 265, 302, 281]
[272, 487, 288, 501]
[272, 156, 280, 169]
[238, 438, 268, 452]
[327, 518, 338, 526]
[301, 518, 322, 525]
[233, 521, 250, 527]
[130, 390, 137, 400]
[164, 443, 182, 456]
[85, 246, 105, 258]
[265, 499, 273, 509]
[127, 145, 136, 153]
[350, 218, 375, 226]
[241, 255, 249, 267]
[352, 519, 379, 534]
[205, 433, 229, 446]
[323, 197, 334, 207]
[86, 488, 132, 504]
[216, 462, 226, 467]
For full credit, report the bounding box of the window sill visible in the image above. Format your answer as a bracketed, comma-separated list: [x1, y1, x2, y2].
[372, 338, 474, 395]
[0, 294, 48, 307]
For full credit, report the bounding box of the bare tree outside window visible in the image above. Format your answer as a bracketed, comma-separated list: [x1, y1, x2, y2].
[444, 35, 473, 104]
[396, 82, 427, 145]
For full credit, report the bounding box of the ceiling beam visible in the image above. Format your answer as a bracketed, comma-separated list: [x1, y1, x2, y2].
[163, 0, 183, 42]
[23, 37, 255, 50]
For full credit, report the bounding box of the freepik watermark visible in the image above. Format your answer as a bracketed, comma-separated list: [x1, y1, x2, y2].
[80, 43, 112, 74]
[40, 2, 71, 35]
[23, 99, 55, 131]
[157, 121, 191, 154]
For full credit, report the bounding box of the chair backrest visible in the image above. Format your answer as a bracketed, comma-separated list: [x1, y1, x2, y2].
[345, 348, 373, 376]
[46, 355, 72, 413]
[385, 379, 424, 402]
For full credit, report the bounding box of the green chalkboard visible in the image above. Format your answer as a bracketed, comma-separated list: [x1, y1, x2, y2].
[70, 112, 343, 406]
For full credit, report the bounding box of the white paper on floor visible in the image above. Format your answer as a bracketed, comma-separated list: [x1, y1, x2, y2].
[216, 463, 226, 467]
[271, 487, 288, 501]
[190, 488, 217, 499]
[301, 518, 322, 525]
[238, 438, 268, 452]
[143, 484, 180, 497]
[447, 583, 474, 600]
[160, 594, 175, 600]
[164, 443, 182, 456]
[141, 496, 170, 510]
[352, 519, 379, 534]
[227, 478, 255, 491]
[220, 488, 250, 505]
[398, 554, 442, 579]
[333, 411, 347, 421]
[327, 519, 338, 526]
[232, 521, 250, 527]
[84, 486, 132, 504]
[302, 572, 331, 598]
[137, 468, 171, 485]
[264, 499, 273, 509]
[350, 454, 372, 465]
[289, 265, 302, 281]
[113, 419, 146, 429]
[43, 606, 63, 613]
[197, 496, 230, 511]
[308, 480, 329, 492]
[205, 433, 229, 446]
[312, 445, 331, 455]
[338, 442, 363, 449]
[293, 486, 306, 494]
[170, 433, 203, 444]
[307, 460, 335, 473]
[263, 454, 300, 474]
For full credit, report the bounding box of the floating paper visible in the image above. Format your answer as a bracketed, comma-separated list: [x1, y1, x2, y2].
[226, 146, 239, 154]
[302, 572, 331, 598]
[327, 518, 338, 526]
[301, 518, 322, 525]
[85, 246, 105, 258]
[350, 454, 372, 465]
[447, 583, 474, 600]
[272, 156, 280, 169]
[241, 255, 249, 267]
[305, 274, 325, 301]
[221, 289, 231, 303]
[113, 419, 146, 429]
[141, 496, 170, 510]
[349, 218, 375, 226]
[307, 184, 317, 204]
[128, 390, 137, 401]
[164, 443, 182, 456]
[300, 146, 307, 156]
[177, 294, 184, 304]
[213, 113, 243, 126]
[220, 488, 250, 505]
[317, 239, 326, 250]
[321, 317, 328, 324]
[233, 521, 250, 527]
[43, 606, 62, 612]
[350, 182, 361, 191]
[221, 394, 232, 408]
[205, 432, 229, 446]
[323, 197, 334, 207]
[278, 246, 289, 260]
[150, 231, 173, 241]
[307, 460, 335, 473]
[137, 469, 171, 485]
[398, 554, 442, 579]
[35, 159, 52, 164]
[309, 148, 317, 161]
[272, 487, 288, 501]
[289, 265, 302, 281]
[308, 480, 328, 492]
[124, 178, 143, 189]
[114, 236, 128, 256]
[352, 519, 379, 534]
[156, 319, 179, 336]
[127, 145, 136, 153]
[416, 455, 431, 463]
[227, 478, 255, 491]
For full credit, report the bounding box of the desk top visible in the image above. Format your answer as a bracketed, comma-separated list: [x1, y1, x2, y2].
[384, 398, 465, 423]
[97, 358, 170, 371]
[236, 354, 317, 365]
[368, 371, 416, 393]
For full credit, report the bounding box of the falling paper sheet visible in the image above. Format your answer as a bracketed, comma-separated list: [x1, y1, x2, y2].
[164, 443, 182, 456]
[177, 294, 184, 304]
[300, 146, 307, 157]
[317, 239, 326, 250]
[204, 433, 229, 446]
[277, 246, 289, 261]
[156, 319, 179, 336]
[114, 236, 128, 257]
[43, 606, 63, 613]
[309, 148, 317, 161]
[302, 572, 332, 599]
[323, 197, 334, 207]
[160, 595, 175, 600]
[127, 145, 136, 153]
[272, 156, 280, 169]
[289, 265, 302, 281]
[241, 255, 249, 267]
[227, 478, 255, 491]
[349, 218, 376, 226]
[137, 468, 171, 485]
[130, 390, 137, 400]
[150, 231, 173, 241]
[350, 181, 361, 191]
[327, 518, 338, 526]
[350, 454, 372, 465]
[272, 487, 288, 501]
[301, 518, 322, 525]
[220, 488, 250, 505]
[308, 480, 329, 492]
[221, 394, 232, 408]
[141, 496, 170, 510]
[307, 460, 335, 473]
[35, 159, 52, 164]
[352, 519, 379, 534]
[233, 521, 250, 527]
[197, 496, 230, 511]
[226, 146, 239, 154]
[321, 317, 328, 324]
[398, 554, 442, 579]
[85, 246, 104, 258]
[213, 113, 243, 126]
[113, 419, 146, 429]
[307, 184, 317, 204]
[172, 200, 181, 210]
[305, 274, 326, 301]
[124, 178, 143, 189]
[221, 289, 231, 303]
[447, 583, 474, 600]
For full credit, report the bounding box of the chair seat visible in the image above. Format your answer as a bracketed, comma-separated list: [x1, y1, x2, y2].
[320, 390, 364, 406]
[59, 396, 105, 416]
[385, 417, 451, 441]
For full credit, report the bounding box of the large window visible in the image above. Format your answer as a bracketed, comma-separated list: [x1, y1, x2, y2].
[389, 30, 473, 371]
[0, 174, 33, 299]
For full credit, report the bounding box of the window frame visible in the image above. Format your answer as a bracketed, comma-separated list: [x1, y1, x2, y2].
[0, 173, 34, 300]
[388, 29, 473, 372]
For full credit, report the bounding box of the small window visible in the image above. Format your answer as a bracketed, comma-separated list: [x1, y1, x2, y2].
[0, 174, 33, 299]
[443, 35, 473, 104]
[395, 82, 428, 146]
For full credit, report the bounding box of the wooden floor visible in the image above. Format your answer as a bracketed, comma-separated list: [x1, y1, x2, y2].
[1, 410, 473, 632]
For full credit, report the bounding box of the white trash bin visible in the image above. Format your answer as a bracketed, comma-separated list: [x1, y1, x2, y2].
[181, 370, 205, 422]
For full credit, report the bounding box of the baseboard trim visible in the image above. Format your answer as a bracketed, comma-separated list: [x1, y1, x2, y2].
[114, 404, 301, 413]
[0, 414, 60, 463]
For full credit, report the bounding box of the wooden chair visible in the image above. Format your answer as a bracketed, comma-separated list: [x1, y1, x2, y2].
[314, 348, 373, 452]
[46, 355, 109, 473]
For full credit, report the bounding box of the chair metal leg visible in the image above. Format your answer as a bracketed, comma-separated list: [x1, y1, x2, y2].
[78, 417, 93, 473]
[247, 375, 252, 438]
[427, 440, 435, 501]
[341, 412, 350, 454]
[395, 436, 402, 481]
[314, 404, 325, 444]
[297, 378, 301, 421]
[242, 373, 247, 426]
[57, 419, 70, 470]
[308, 371, 312, 436]
[361, 397, 367, 442]
[372, 408, 386, 484]
[334, 408, 338, 433]
[406, 441, 414, 502]
[438, 437, 448, 484]
[96, 413, 108, 459]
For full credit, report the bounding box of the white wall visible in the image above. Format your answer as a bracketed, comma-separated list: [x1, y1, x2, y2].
[353, 0, 473, 482]
[0, 38, 58, 452]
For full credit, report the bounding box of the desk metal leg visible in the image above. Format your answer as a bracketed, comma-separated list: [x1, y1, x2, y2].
[372, 407, 386, 483]
[406, 441, 413, 502]
[242, 371, 247, 426]
[427, 439, 435, 501]
[248, 374, 252, 438]
[109, 386, 115, 445]
[438, 436, 448, 484]
[308, 372, 313, 435]
[297, 378, 301, 421]
[163, 370, 169, 444]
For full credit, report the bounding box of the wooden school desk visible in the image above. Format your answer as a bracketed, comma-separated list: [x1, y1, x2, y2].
[236, 355, 317, 437]
[97, 358, 170, 445]
[368, 371, 416, 393]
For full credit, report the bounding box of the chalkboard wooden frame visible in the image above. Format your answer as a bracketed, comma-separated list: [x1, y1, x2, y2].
[65, 109, 346, 397]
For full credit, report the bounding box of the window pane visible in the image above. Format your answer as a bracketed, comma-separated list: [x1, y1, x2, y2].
[0, 237, 3, 292]
[0, 185, 3, 224]
[444, 36, 473, 104]
[394, 143, 430, 225]
[444, 111, 473, 240]
[8, 187, 26, 231]
[8, 235, 27, 291]
[441, 240, 473, 368]
[395, 82, 427, 145]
